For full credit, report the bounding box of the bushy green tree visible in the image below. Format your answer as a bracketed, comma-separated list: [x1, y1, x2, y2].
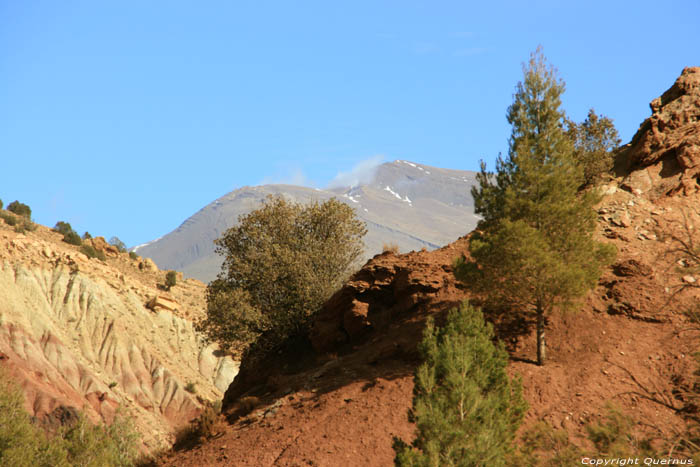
[455, 49, 615, 365]
[82, 231, 92, 240]
[198, 195, 366, 354]
[393, 302, 527, 466]
[566, 109, 621, 185]
[7, 200, 31, 218]
[0, 199, 3, 210]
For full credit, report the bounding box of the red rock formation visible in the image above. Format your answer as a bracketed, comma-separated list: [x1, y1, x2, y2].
[620, 67, 700, 197]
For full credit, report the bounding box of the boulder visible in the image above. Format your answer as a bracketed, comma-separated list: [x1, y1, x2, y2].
[88, 237, 120, 256]
[146, 295, 179, 312]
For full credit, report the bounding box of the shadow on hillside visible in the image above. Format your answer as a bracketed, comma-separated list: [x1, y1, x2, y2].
[219, 299, 537, 428]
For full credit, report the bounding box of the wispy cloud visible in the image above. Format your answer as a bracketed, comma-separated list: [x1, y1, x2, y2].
[327, 155, 384, 188]
[261, 167, 313, 187]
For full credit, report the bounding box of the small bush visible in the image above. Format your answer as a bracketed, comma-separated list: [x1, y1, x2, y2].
[63, 231, 82, 246]
[14, 219, 35, 234]
[173, 404, 220, 450]
[184, 382, 196, 394]
[382, 243, 399, 254]
[0, 212, 17, 226]
[53, 221, 74, 236]
[165, 271, 177, 290]
[80, 245, 106, 261]
[7, 201, 31, 219]
[82, 231, 92, 240]
[108, 382, 117, 389]
[129, 251, 138, 261]
[0, 199, 3, 210]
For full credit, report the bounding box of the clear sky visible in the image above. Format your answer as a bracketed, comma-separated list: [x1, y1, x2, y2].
[2, 1, 699, 247]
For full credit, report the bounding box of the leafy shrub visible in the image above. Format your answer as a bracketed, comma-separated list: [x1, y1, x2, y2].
[129, 251, 138, 261]
[0, 369, 139, 466]
[165, 271, 177, 290]
[80, 245, 106, 261]
[0, 199, 3, 210]
[109, 237, 127, 253]
[53, 221, 74, 236]
[82, 231, 92, 240]
[7, 201, 31, 219]
[63, 231, 82, 246]
[0, 212, 18, 226]
[393, 302, 527, 466]
[198, 196, 366, 355]
[184, 382, 196, 394]
[54, 222, 82, 245]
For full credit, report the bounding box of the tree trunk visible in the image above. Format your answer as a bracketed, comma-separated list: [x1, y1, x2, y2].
[536, 305, 546, 366]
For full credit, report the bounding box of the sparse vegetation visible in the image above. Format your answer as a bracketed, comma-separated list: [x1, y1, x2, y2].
[7, 200, 31, 219]
[184, 382, 196, 394]
[80, 244, 107, 261]
[0, 199, 3, 210]
[129, 251, 139, 261]
[566, 108, 621, 186]
[54, 221, 82, 246]
[82, 231, 92, 240]
[454, 48, 616, 365]
[173, 403, 221, 450]
[165, 270, 177, 290]
[382, 243, 399, 254]
[14, 218, 37, 234]
[0, 369, 139, 466]
[198, 195, 366, 355]
[0, 211, 18, 226]
[393, 302, 527, 466]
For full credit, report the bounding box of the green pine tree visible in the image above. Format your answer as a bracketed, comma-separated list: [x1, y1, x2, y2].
[393, 302, 527, 467]
[455, 48, 616, 366]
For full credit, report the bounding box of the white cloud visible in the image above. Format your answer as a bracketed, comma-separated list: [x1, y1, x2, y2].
[327, 155, 384, 188]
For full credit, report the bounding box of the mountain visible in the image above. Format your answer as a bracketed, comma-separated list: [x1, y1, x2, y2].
[134, 160, 480, 283]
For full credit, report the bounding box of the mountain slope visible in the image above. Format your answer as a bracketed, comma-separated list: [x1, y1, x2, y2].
[134, 161, 479, 283]
[0, 222, 238, 451]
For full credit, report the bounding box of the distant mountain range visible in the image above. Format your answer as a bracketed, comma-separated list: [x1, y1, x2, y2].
[134, 160, 480, 282]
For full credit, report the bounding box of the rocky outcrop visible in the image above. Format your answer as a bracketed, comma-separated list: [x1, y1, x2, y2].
[620, 67, 700, 197]
[310, 247, 465, 354]
[0, 226, 238, 450]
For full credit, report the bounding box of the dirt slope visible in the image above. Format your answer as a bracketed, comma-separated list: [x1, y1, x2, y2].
[160, 67, 700, 466]
[0, 222, 238, 450]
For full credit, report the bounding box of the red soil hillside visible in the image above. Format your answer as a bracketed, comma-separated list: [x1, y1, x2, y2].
[160, 67, 700, 466]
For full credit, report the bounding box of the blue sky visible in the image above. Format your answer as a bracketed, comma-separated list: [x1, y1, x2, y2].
[1, 1, 699, 247]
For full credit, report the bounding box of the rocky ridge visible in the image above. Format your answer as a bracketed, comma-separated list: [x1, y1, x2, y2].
[0, 220, 238, 450]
